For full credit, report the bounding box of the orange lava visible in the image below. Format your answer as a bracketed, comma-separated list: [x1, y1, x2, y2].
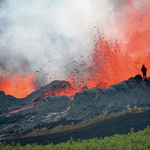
[1, 0, 150, 98]
[86, 36, 150, 89]
[43, 82, 78, 98]
[8, 106, 33, 114]
[0, 73, 36, 98]
[68, 0, 150, 89]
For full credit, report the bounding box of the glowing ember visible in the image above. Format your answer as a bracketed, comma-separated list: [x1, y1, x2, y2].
[0, 73, 36, 98]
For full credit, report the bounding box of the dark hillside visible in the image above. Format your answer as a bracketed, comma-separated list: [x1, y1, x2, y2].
[4, 109, 150, 146]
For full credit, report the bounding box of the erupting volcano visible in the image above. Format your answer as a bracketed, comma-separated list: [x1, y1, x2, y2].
[0, 0, 150, 98]
[1, 0, 150, 143]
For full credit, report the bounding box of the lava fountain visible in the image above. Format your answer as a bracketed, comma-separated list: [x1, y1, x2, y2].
[68, 0, 150, 89]
[1, 0, 150, 98]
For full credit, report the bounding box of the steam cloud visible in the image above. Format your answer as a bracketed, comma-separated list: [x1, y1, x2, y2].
[0, 0, 147, 86]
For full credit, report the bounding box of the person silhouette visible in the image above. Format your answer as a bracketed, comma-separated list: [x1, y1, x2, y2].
[141, 65, 147, 81]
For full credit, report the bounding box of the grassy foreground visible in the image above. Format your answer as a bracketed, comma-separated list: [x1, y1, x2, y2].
[1, 126, 150, 150]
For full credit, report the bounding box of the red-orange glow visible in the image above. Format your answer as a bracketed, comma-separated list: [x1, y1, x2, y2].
[122, 0, 150, 56]
[87, 37, 150, 89]
[8, 106, 33, 114]
[67, 0, 150, 89]
[1, 1, 150, 99]
[68, 33, 150, 89]
[43, 82, 78, 98]
[0, 73, 36, 98]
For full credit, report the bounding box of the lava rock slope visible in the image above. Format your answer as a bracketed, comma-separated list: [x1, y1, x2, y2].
[0, 74, 150, 141]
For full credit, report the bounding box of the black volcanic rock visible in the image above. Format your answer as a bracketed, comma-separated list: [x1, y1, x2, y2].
[0, 80, 72, 140]
[66, 74, 150, 120]
[0, 91, 5, 95]
[24, 80, 73, 100]
[134, 74, 142, 81]
[0, 75, 150, 141]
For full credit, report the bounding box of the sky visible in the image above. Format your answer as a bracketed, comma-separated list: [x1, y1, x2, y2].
[0, 0, 147, 86]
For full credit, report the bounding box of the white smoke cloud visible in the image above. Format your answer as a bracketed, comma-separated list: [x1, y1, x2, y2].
[0, 0, 126, 85]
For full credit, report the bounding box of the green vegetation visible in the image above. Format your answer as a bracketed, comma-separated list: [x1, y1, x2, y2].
[1, 126, 150, 150]
[22, 106, 150, 138]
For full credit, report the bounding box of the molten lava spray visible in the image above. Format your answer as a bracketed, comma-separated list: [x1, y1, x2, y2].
[0, 0, 150, 98]
[67, 0, 150, 89]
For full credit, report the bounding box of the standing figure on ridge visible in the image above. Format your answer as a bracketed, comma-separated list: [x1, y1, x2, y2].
[141, 64, 147, 81]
